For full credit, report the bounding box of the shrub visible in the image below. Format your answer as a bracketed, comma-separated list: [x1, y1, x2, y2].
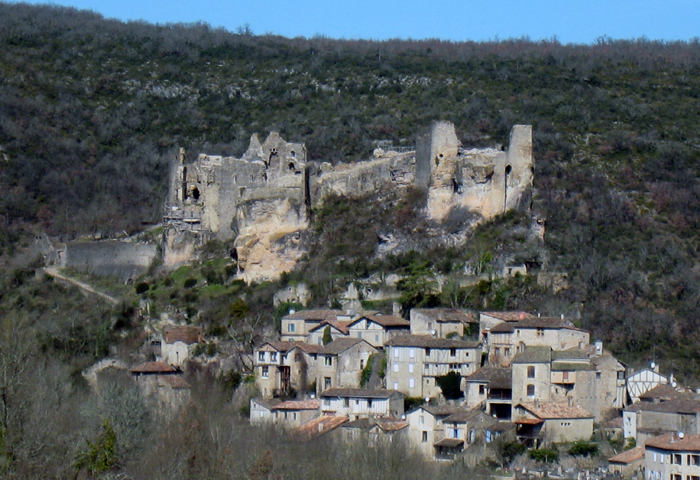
[568, 440, 598, 457]
[436, 371, 463, 400]
[183, 278, 197, 289]
[529, 448, 559, 463]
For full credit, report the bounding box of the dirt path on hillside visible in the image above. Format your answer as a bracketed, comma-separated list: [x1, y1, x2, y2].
[42, 267, 120, 306]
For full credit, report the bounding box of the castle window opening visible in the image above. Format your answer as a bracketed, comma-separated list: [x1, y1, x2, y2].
[288, 162, 295, 171]
[192, 187, 200, 200]
[290, 150, 296, 157]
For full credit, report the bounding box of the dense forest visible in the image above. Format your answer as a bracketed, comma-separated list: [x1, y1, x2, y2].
[2, 2, 700, 476]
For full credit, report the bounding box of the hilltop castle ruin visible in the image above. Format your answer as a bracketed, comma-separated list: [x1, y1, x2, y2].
[163, 122, 534, 282]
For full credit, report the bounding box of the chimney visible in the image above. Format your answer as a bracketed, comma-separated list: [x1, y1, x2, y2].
[594, 340, 603, 356]
[560, 314, 564, 320]
[568, 397, 574, 407]
[534, 399, 540, 408]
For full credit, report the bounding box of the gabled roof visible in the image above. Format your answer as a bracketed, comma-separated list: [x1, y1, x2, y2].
[625, 396, 700, 414]
[320, 337, 373, 355]
[645, 433, 700, 452]
[293, 415, 348, 440]
[163, 324, 203, 345]
[282, 309, 344, 321]
[481, 311, 535, 322]
[308, 319, 352, 335]
[608, 446, 645, 464]
[512, 347, 552, 364]
[551, 348, 590, 361]
[410, 405, 464, 417]
[639, 384, 686, 402]
[490, 316, 588, 334]
[257, 341, 323, 354]
[130, 361, 180, 374]
[320, 388, 403, 399]
[443, 410, 496, 424]
[518, 401, 593, 419]
[413, 308, 476, 324]
[342, 417, 409, 432]
[272, 399, 321, 411]
[386, 334, 480, 349]
[251, 397, 283, 410]
[349, 314, 409, 328]
[465, 367, 512, 389]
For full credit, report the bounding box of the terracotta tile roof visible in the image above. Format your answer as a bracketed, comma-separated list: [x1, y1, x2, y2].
[489, 323, 515, 333]
[342, 417, 409, 432]
[272, 399, 321, 411]
[357, 314, 409, 328]
[413, 308, 476, 324]
[157, 375, 190, 389]
[293, 415, 348, 440]
[481, 311, 535, 322]
[320, 337, 373, 355]
[386, 334, 480, 349]
[625, 396, 700, 414]
[308, 319, 352, 335]
[551, 361, 594, 372]
[645, 433, 700, 452]
[130, 361, 179, 374]
[639, 384, 685, 401]
[608, 446, 645, 464]
[604, 416, 624, 429]
[512, 347, 552, 364]
[518, 401, 594, 419]
[552, 348, 590, 360]
[260, 341, 323, 354]
[283, 309, 344, 321]
[434, 438, 464, 447]
[465, 367, 512, 389]
[320, 388, 403, 399]
[514, 418, 544, 425]
[163, 324, 202, 345]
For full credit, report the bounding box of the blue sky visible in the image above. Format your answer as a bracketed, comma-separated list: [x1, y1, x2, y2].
[9, 0, 700, 44]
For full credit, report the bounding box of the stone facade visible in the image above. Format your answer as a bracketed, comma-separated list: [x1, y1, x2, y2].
[165, 122, 534, 282]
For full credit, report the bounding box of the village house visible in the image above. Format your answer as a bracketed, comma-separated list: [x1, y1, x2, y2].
[315, 337, 377, 393]
[644, 432, 700, 480]
[437, 410, 501, 459]
[345, 313, 410, 348]
[320, 388, 404, 420]
[623, 395, 700, 444]
[280, 309, 353, 342]
[405, 405, 464, 458]
[385, 335, 481, 398]
[307, 319, 351, 345]
[410, 308, 478, 339]
[250, 397, 282, 425]
[271, 399, 320, 427]
[463, 367, 513, 419]
[292, 415, 349, 441]
[478, 311, 534, 344]
[488, 316, 590, 366]
[160, 324, 203, 366]
[607, 446, 645, 479]
[627, 364, 670, 404]
[253, 341, 322, 397]
[514, 399, 594, 445]
[130, 361, 190, 411]
[340, 417, 409, 444]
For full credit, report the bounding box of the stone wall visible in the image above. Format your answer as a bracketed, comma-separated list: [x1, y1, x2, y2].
[62, 241, 157, 280]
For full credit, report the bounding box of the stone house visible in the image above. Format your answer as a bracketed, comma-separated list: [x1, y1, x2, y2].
[437, 410, 513, 460]
[644, 433, 700, 480]
[130, 361, 190, 412]
[320, 388, 404, 420]
[511, 347, 553, 410]
[514, 399, 594, 445]
[250, 397, 282, 425]
[271, 399, 320, 427]
[315, 338, 377, 393]
[627, 365, 670, 404]
[463, 367, 513, 420]
[410, 308, 477, 339]
[340, 417, 409, 445]
[160, 324, 203, 366]
[479, 311, 534, 344]
[623, 396, 700, 444]
[307, 319, 351, 346]
[253, 341, 322, 397]
[346, 314, 410, 348]
[488, 316, 590, 367]
[607, 446, 645, 479]
[280, 309, 350, 342]
[405, 405, 464, 458]
[385, 335, 481, 398]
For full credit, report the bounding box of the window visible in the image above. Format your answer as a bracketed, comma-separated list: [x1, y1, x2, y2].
[560, 422, 571, 427]
[409, 348, 415, 358]
[450, 364, 459, 370]
[344, 398, 349, 408]
[424, 364, 429, 371]
[393, 382, 398, 390]
[259, 411, 264, 418]
[367, 399, 373, 408]
[618, 371, 625, 379]
[494, 347, 500, 356]
[450, 348, 456, 357]
[409, 378, 415, 388]
[393, 363, 399, 373]
[672, 475, 681, 480]
[357, 332, 362, 339]
[427, 322, 432, 330]
[270, 352, 277, 362]
[288, 324, 295, 333]
[517, 329, 520, 336]
[504, 348, 511, 356]
[527, 384, 535, 397]
[596, 372, 602, 380]
[408, 363, 414, 373]
[563, 371, 569, 381]
[536, 328, 544, 337]
[674, 454, 683, 465]
[262, 366, 269, 378]
[394, 348, 399, 358]
[425, 348, 431, 356]
[422, 431, 428, 443]
[258, 352, 266, 361]
[527, 366, 535, 378]
[689, 455, 700, 466]
[479, 385, 485, 395]
[324, 377, 332, 389]
[375, 335, 379, 342]
[284, 412, 288, 420]
[323, 398, 330, 407]
[419, 416, 425, 425]
[324, 356, 332, 366]
[293, 412, 297, 420]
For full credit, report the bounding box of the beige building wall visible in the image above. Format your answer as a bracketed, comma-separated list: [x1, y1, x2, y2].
[406, 408, 443, 458]
[512, 362, 551, 405]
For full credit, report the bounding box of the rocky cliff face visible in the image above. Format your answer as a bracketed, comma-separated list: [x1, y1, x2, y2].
[163, 122, 534, 282]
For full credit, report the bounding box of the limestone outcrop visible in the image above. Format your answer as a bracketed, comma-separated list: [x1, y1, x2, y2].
[164, 122, 534, 282]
